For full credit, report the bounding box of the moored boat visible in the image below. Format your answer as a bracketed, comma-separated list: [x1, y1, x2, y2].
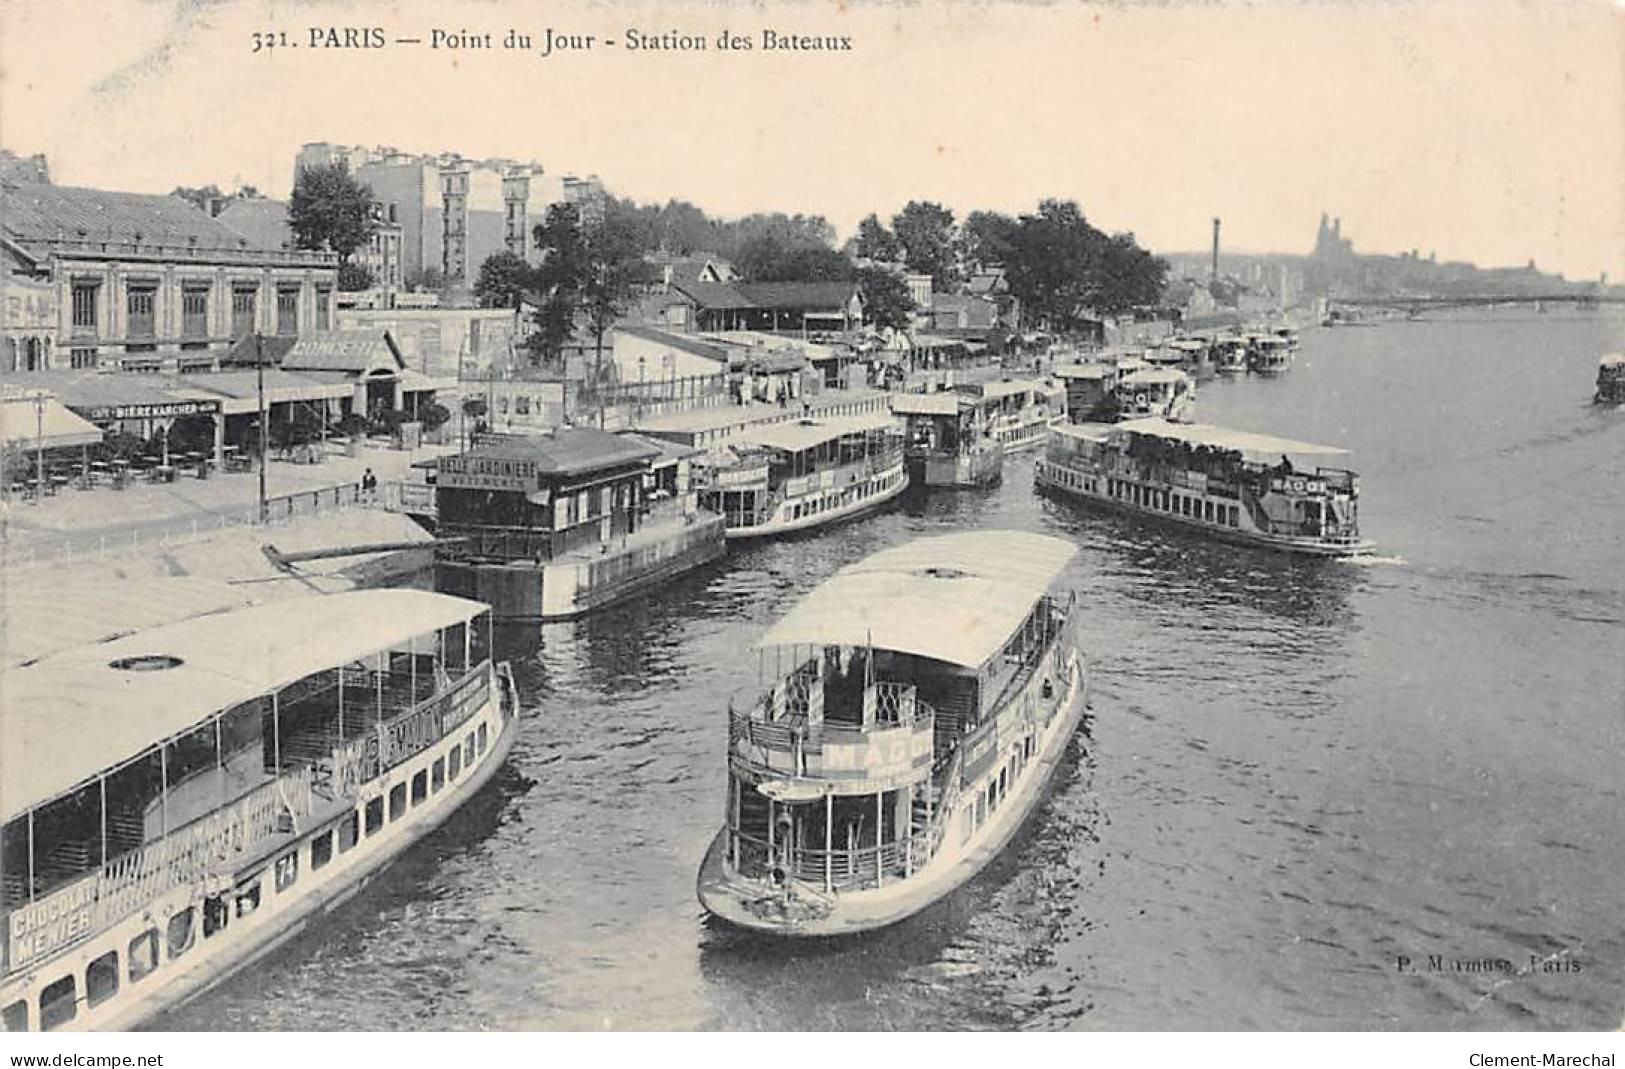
[696, 532, 1087, 936]
[1595, 353, 1625, 404]
[1246, 333, 1292, 374]
[1036, 417, 1373, 557]
[0, 590, 518, 1032]
[693, 412, 907, 538]
[959, 378, 1067, 454]
[1115, 367, 1197, 422]
[892, 392, 1003, 488]
[1213, 336, 1249, 373]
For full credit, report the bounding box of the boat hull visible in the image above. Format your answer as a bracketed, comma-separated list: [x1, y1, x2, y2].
[904, 447, 1003, 489]
[1035, 460, 1373, 559]
[725, 462, 908, 539]
[697, 650, 1089, 938]
[7, 677, 519, 1033]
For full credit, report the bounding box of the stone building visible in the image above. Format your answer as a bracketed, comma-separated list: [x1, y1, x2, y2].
[1, 183, 337, 373]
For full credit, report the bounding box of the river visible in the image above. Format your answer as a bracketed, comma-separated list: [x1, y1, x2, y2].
[157, 310, 1625, 1031]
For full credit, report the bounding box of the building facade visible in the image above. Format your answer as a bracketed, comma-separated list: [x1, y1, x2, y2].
[2, 183, 337, 373]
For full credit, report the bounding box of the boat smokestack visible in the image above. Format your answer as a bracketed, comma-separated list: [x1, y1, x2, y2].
[1211, 217, 1221, 282]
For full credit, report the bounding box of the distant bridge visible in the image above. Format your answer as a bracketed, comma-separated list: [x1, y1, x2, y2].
[1328, 293, 1623, 314]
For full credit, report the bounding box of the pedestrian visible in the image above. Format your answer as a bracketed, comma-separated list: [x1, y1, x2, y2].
[361, 467, 377, 501]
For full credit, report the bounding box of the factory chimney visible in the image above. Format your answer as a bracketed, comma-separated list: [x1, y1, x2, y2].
[1211, 217, 1221, 282]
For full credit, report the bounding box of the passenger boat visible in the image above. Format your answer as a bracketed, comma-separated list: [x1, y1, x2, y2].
[1114, 367, 1197, 422]
[696, 532, 1087, 936]
[1036, 417, 1373, 557]
[892, 392, 1003, 488]
[1163, 337, 1214, 377]
[693, 412, 907, 537]
[966, 378, 1068, 454]
[1246, 334, 1292, 374]
[1213, 336, 1249, 373]
[1272, 326, 1301, 352]
[1596, 353, 1625, 404]
[0, 590, 518, 1032]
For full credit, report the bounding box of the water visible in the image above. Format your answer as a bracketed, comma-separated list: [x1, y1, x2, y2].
[157, 311, 1625, 1031]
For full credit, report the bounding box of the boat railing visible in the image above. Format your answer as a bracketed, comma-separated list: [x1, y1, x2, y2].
[3, 766, 319, 976]
[328, 660, 491, 796]
[727, 704, 937, 782]
[982, 593, 1078, 722]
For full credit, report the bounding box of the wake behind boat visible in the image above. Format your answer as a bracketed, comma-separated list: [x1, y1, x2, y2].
[696, 532, 1088, 937]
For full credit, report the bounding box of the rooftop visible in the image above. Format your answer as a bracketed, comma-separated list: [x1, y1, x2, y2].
[457, 427, 662, 476]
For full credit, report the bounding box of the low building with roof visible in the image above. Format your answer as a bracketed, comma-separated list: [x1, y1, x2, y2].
[1, 182, 337, 373]
[666, 280, 864, 333]
[432, 427, 724, 619]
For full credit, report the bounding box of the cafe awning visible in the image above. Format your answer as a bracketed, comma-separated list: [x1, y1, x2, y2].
[0, 395, 104, 449]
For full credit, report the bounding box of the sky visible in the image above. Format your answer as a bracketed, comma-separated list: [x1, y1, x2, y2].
[1, 0, 1621, 279]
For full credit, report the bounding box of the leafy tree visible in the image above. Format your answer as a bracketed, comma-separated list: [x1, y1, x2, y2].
[337, 262, 375, 292]
[962, 210, 1020, 271]
[753, 246, 856, 282]
[474, 251, 534, 309]
[1000, 199, 1166, 330]
[855, 266, 915, 331]
[288, 163, 378, 264]
[853, 214, 903, 262]
[419, 402, 451, 432]
[171, 184, 224, 214]
[891, 201, 960, 288]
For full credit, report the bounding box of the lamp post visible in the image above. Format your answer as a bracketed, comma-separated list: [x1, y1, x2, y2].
[256, 332, 268, 523]
[33, 391, 45, 506]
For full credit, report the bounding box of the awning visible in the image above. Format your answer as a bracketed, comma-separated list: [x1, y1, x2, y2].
[1112, 417, 1350, 461]
[757, 532, 1077, 669]
[0, 396, 104, 449]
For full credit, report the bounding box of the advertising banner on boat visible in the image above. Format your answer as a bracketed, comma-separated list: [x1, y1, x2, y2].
[7, 872, 99, 972]
[439, 454, 543, 492]
[962, 722, 1000, 783]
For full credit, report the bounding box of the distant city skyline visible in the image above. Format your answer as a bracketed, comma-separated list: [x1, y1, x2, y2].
[2, 0, 1620, 281]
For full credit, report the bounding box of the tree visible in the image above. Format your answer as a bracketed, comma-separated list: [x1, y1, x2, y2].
[337, 262, 375, 292]
[474, 251, 534, 309]
[288, 163, 378, 264]
[171, 185, 224, 214]
[852, 214, 903, 262]
[855, 266, 915, 331]
[998, 199, 1166, 330]
[891, 201, 960, 288]
[961, 210, 1020, 271]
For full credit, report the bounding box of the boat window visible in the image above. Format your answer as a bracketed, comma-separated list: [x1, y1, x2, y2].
[365, 797, 384, 835]
[411, 770, 428, 807]
[1229, 506, 1239, 527]
[275, 851, 298, 892]
[168, 907, 195, 957]
[389, 783, 407, 821]
[464, 733, 476, 766]
[338, 811, 360, 852]
[477, 723, 488, 755]
[449, 744, 463, 780]
[432, 757, 446, 793]
[2, 999, 26, 1033]
[311, 829, 334, 870]
[86, 950, 119, 1008]
[39, 975, 76, 1030]
[203, 895, 228, 938]
[235, 877, 262, 918]
[128, 929, 159, 983]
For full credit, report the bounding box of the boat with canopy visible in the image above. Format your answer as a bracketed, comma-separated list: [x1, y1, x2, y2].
[0, 590, 518, 1032]
[696, 532, 1089, 936]
[1036, 417, 1373, 557]
[1596, 353, 1625, 405]
[691, 412, 907, 537]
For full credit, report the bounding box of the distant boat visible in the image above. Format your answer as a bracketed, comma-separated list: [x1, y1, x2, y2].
[1597, 353, 1625, 405]
[1037, 417, 1374, 558]
[891, 392, 1003, 488]
[697, 532, 1088, 936]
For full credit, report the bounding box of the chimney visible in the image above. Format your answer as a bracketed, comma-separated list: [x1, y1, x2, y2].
[1210, 218, 1221, 282]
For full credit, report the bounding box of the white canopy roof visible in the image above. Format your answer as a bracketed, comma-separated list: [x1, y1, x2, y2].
[740, 412, 899, 452]
[756, 532, 1077, 669]
[1112, 417, 1350, 460]
[0, 396, 103, 449]
[1119, 368, 1190, 387]
[1601, 353, 1624, 368]
[0, 589, 488, 821]
[891, 392, 970, 415]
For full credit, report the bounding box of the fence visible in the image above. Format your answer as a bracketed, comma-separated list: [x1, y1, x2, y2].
[2, 480, 419, 572]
